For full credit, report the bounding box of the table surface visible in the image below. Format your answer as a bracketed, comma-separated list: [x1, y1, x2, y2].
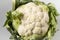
[0, 0, 60, 40]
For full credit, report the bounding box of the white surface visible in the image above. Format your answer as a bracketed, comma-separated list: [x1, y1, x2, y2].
[0, 0, 60, 40]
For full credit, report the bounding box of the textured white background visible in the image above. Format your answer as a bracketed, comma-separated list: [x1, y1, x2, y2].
[0, 0, 60, 40]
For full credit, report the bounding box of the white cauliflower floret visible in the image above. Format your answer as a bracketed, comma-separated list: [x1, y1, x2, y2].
[17, 2, 49, 36]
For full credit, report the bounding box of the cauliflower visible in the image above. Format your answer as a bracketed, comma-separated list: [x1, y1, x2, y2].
[4, 0, 58, 40]
[17, 2, 49, 37]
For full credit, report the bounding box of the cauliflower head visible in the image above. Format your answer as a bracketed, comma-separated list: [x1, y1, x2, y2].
[4, 0, 58, 40]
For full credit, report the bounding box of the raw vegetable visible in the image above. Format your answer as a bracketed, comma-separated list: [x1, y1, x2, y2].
[4, 0, 59, 40]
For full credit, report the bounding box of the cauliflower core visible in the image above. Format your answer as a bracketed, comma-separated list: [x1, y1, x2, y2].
[16, 2, 49, 37]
